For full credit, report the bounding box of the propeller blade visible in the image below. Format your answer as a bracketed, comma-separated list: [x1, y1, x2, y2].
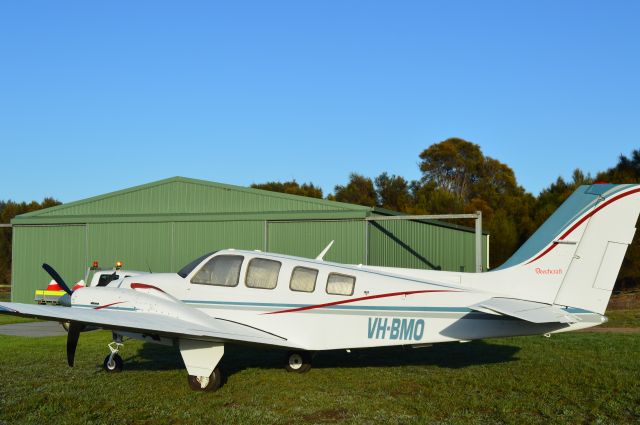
[66, 322, 82, 367]
[42, 263, 73, 295]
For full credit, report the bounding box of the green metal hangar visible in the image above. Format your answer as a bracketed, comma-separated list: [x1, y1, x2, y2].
[10, 177, 488, 303]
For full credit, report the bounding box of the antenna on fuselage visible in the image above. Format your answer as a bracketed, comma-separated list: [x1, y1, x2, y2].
[315, 240, 335, 261]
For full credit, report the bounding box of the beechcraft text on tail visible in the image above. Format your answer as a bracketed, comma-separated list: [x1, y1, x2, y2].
[1, 183, 639, 392]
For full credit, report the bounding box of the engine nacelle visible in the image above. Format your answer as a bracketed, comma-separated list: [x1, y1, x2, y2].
[70, 287, 212, 326]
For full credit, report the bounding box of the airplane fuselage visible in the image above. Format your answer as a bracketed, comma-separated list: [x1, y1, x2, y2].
[73, 249, 604, 351]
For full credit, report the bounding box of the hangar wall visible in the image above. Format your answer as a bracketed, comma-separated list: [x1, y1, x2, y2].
[11, 225, 86, 303]
[11, 177, 488, 303]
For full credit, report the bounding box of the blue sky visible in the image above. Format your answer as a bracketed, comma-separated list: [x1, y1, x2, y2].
[1, 1, 638, 203]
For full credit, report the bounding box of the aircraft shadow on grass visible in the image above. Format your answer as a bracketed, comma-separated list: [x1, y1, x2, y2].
[120, 339, 521, 377]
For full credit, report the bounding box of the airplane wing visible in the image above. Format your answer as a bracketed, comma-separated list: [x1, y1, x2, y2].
[469, 297, 580, 324]
[0, 302, 301, 349]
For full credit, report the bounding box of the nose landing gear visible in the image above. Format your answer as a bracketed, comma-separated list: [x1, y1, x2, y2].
[103, 341, 124, 373]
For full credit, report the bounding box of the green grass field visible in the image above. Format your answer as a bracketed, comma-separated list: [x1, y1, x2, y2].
[0, 327, 639, 424]
[1, 291, 638, 424]
[603, 309, 640, 328]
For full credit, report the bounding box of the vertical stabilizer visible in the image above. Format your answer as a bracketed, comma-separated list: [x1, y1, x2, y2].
[483, 184, 640, 314]
[553, 184, 640, 313]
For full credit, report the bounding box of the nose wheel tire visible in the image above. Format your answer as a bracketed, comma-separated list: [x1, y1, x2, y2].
[285, 351, 312, 373]
[188, 367, 222, 392]
[103, 353, 123, 372]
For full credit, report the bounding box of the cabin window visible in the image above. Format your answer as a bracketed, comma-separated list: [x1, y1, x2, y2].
[178, 251, 217, 278]
[289, 267, 318, 293]
[245, 258, 281, 289]
[191, 255, 243, 286]
[326, 273, 355, 296]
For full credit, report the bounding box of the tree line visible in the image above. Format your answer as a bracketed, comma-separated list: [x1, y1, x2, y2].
[0, 198, 61, 284]
[252, 138, 640, 291]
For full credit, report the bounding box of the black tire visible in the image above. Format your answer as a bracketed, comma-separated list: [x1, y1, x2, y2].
[103, 353, 123, 373]
[187, 367, 222, 392]
[285, 351, 312, 373]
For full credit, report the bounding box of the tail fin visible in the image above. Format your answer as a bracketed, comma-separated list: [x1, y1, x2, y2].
[489, 183, 640, 314]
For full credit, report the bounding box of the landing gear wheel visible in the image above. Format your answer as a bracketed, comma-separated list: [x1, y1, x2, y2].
[188, 367, 222, 392]
[285, 351, 312, 373]
[103, 353, 123, 372]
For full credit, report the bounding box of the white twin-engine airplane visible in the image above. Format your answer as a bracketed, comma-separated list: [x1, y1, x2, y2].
[1, 183, 639, 391]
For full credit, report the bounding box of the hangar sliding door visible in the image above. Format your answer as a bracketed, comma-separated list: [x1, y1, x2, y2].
[267, 220, 366, 264]
[368, 220, 487, 272]
[172, 221, 263, 270]
[11, 225, 86, 302]
[87, 223, 173, 273]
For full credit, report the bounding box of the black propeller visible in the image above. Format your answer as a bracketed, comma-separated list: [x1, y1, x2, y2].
[41, 263, 81, 366]
[42, 263, 73, 295]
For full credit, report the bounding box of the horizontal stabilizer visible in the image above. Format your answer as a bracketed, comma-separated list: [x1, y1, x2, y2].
[0, 302, 300, 349]
[470, 298, 580, 324]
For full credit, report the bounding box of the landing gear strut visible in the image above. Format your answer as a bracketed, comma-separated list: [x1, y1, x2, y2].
[103, 341, 124, 373]
[285, 351, 312, 373]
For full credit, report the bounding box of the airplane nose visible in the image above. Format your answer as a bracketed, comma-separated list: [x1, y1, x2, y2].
[58, 293, 72, 307]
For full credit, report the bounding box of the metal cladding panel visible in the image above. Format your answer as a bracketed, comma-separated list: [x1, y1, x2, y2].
[267, 221, 366, 264]
[32, 179, 358, 218]
[368, 221, 488, 272]
[173, 221, 263, 270]
[11, 225, 86, 303]
[87, 223, 173, 273]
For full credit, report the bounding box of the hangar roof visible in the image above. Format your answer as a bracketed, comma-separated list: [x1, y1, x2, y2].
[12, 177, 374, 225]
[12, 177, 480, 233]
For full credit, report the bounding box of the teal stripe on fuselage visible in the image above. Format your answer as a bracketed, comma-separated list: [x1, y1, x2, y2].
[181, 300, 598, 315]
[326, 305, 470, 312]
[181, 299, 470, 313]
[73, 304, 137, 311]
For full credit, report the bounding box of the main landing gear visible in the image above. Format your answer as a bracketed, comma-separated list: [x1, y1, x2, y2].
[285, 351, 312, 373]
[187, 367, 223, 392]
[180, 340, 225, 392]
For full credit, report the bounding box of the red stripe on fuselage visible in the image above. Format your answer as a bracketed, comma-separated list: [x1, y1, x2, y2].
[131, 283, 166, 293]
[94, 301, 125, 310]
[265, 289, 458, 315]
[526, 187, 640, 265]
